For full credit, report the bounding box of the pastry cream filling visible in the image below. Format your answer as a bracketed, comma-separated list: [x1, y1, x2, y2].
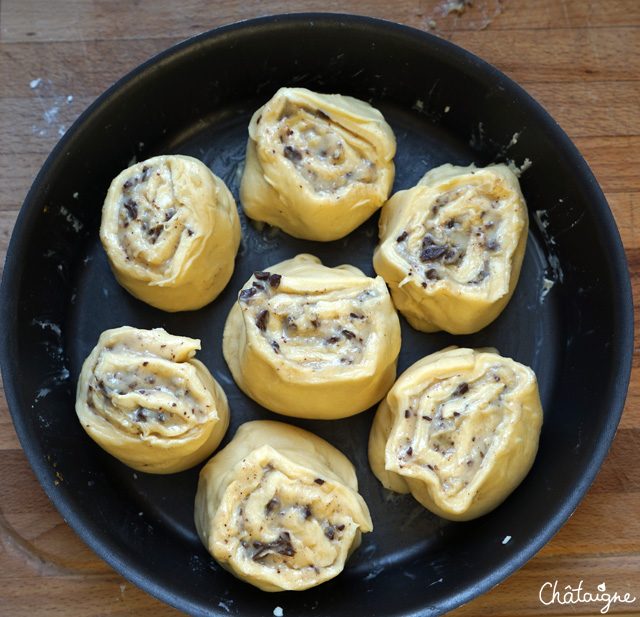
[218, 453, 357, 576]
[87, 351, 214, 440]
[76, 327, 229, 473]
[240, 87, 396, 241]
[101, 154, 241, 312]
[274, 102, 378, 194]
[394, 179, 510, 290]
[196, 421, 372, 591]
[369, 347, 543, 520]
[373, 164, 528, 333]
[239, 273, 379, 369]
[116, 161, 196, 277]
[395, 364, 517, 497]
[223, 254, 401, 419]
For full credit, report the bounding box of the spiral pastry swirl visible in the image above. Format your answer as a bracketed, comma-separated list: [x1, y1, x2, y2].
[369, 346, 543, 520]
[195, 421, 372, 591]
[100, 154, 240, 312]
[223, 254, 401, 419]
[75, 326, 229, 473]
[240, 87, 396, 241]
[373, 163, 528, 334]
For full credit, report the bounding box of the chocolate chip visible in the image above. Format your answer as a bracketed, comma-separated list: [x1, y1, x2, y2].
[405, 446, 413, 457]
[239, 287, 257, 300]
[265, 498, 280, 514]
[254, 271, 270, 280]
[336, 524, 345, 531]
[311, 319, 320, 328]
[350, 312, 364, 319]
[446, 219, 456, 229]
[134, 408, 147, 422]
[404, 409, 411, 418]
[149, 225, 163, 243]
[443, 247, 459, 264]
[256, 309, 269, 331]
[269, 273, 282, 288]
[314, 478, 325, 485]
[425, 268, 439, 280]
[420, 244, 448, 261]
[123, 179, 134, 190]
[303, 505, 312, 519]
[252, 532, 295, 560]
[123, 199, 138, 220]
[284, 145, 302, 162]
[453, 411, 461, 417]
[141, 165, 151, 181]
[324, 526, 335, 540]
[469, 264, 489, 284]
[453, 382, 469, 396]
[423, 415, 432, 421]
[342, 329, 355, 339]
[271, 340, 280, 353]
[327, 336, 340, 344]
[164, 208, 176, 221]
[396, 230, 408, 242]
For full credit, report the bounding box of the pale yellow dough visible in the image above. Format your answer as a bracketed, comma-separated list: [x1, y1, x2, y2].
[75, 326, 229, 473]
[100, 154, 240, 312]
[368, 347, 543, 521]
[222, 254, 401, 419]
[373, 163, 528, 334]
[194, 420, 372, 591]
[240, 87, 396, 241]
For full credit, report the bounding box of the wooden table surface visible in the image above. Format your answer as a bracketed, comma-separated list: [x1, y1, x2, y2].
[0, 1, 638, 615]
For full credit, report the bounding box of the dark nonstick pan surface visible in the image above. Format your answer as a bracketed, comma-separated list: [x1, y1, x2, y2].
[0, 13, 633, 617]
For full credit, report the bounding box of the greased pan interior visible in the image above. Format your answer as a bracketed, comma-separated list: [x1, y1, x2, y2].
[0, 14, 633, 617]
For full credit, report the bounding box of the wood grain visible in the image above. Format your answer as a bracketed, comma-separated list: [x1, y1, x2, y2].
[0, 1, 638, 615]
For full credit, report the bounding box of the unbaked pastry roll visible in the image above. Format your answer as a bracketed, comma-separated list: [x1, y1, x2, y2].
[100, 154, 241, 312]
[373, 164, 528, 334]
[76, 326, 229, 473]
[223, 254, 401, 419]
[195, 420, 372, 591]
[369, 347, 543, 521]
[240, 87, 396, 241]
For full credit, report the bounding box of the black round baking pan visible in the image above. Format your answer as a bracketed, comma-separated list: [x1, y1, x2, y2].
[0, 13, 633, 617]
